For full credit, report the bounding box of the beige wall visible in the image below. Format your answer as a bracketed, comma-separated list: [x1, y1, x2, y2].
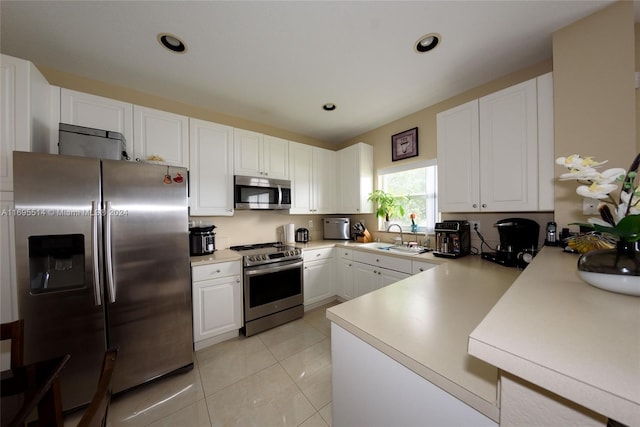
[552, 1, 636, 230]
[636, 22, 640, 153]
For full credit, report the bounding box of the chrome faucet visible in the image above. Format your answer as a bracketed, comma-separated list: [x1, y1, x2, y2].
[386, 223, 404, 246]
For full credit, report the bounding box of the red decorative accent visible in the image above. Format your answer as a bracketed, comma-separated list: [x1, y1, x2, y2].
[173, 173, 184, 183]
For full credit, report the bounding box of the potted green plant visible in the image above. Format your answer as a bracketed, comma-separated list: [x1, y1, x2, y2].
[367, 190, 407, 228]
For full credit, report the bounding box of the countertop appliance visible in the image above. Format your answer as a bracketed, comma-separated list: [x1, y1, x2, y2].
[230, 242, 303, 336]
[58, 122, 128, 160]
[324, 218, 351, 240]
[433, 220, 471, 258]
[295, 228, 309, 243]
[481, 218, 540, 268]
[13, 151, 193, 411]
[189, 224, 216, 255]
[234, 175, 291, 210]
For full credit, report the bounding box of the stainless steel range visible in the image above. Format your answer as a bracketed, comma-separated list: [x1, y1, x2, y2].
[230, 242, 304, 336]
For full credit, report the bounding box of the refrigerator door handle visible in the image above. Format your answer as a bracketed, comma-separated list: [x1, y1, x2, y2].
[104, 201, 116, 303]
[91, 201, 102, 307]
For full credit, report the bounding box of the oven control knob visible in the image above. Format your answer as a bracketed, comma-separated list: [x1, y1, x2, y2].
[248, 256, 255, 262]
[262, 254, 268, 260]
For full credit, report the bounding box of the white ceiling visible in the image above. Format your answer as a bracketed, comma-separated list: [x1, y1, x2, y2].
[0, 0, 631, 144]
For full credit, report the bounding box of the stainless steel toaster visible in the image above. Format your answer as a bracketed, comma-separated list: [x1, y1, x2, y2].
[323, 218, 351, 240]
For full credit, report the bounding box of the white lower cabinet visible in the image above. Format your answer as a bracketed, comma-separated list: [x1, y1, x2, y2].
[350, 250, 412, 298]
[353, 261, 410, 296]
[338, 248, 437, 300]
[191, 261, 243, 350]
[337, 249, 354, 300]
[412, 260, 438, 274]
[303, 248, 335, 307]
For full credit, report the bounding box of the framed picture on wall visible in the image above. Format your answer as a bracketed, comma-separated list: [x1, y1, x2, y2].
[391, 127, 418, 161]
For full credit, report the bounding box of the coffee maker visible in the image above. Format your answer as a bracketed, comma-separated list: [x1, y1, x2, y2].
[433, 220, 471, 258]
[481, 218, 539, 268]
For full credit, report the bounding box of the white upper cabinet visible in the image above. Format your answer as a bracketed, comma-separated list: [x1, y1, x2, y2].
[337, 142, 373, 214]
[189, 118, 234, 216]
[133, 106, 189, 167]
[289, 142, 313, 214]
[312, 146, 336, 214]
[536, 73, 555, 212]
[234, 129, 288, 179]
[60, 88, 133, 157]
[478, 78, 538, 212]
[437, 74, 553, 212]
[289, 141, 336, 214]
[437, 100, 480, 212]
[1, 54, 51, 191]
[263, 135, 289, 180]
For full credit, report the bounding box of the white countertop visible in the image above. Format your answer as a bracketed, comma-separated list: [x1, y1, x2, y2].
[469, 247, 640, 426]
[326, 254, 520, 421]
[190, 249, 242, 266]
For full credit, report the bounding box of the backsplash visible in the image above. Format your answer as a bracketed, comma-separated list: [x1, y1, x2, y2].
[189, 211, 377, 248]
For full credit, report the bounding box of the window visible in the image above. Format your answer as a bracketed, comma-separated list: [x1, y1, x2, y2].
[377, 160, 439, 233]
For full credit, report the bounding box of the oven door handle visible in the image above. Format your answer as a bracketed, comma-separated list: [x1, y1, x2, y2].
[244, 259, 303, 276]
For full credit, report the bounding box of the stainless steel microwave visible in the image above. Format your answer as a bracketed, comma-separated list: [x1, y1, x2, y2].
[234, 175, 292, 210]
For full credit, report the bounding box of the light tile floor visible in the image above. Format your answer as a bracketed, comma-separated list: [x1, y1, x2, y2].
[65, 301, 339, 427]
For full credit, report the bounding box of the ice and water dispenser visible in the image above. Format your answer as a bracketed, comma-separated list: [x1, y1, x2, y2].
[28, 234, 86, 293]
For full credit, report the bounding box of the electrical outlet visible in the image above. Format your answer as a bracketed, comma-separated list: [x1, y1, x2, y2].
[308, 220, 313, 229]
[469, 221, 481, 233]
[582, 197, 600, 215]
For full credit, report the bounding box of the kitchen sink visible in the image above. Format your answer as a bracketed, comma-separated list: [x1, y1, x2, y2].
[358, 242, 431, 256]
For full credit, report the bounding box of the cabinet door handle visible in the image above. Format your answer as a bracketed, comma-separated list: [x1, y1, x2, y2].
[473, 203, 478, 208]
[482, 203, 487, 208]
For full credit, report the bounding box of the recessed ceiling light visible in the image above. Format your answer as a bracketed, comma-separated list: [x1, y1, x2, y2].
[322, 103, 336, 111]
[158, 33, 187, 53]
[415, 33, 441, 53]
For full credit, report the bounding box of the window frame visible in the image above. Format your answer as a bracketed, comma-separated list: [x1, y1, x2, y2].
[375, 159, 439, 233]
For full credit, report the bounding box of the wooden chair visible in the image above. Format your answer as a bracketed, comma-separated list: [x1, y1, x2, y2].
[1, 319, 24, 369]
[77, 348, 118, 427]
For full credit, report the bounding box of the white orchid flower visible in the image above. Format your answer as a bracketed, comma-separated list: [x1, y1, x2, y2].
[587, 217, 615, 227]
[576, 182, 618, 199]
[594, 168, 626, 184]
[615, 203, 639, 223]
[621, 185, 640, 199]
[558, 168, 599, 181]
[555, 155, 607, 169]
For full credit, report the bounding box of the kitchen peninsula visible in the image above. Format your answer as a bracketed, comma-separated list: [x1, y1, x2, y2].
[326, 246, 640, 426]
[326, 250, 519, 425]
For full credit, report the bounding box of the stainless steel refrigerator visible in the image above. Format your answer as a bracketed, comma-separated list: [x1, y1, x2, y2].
[13, 151, 193, 411]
